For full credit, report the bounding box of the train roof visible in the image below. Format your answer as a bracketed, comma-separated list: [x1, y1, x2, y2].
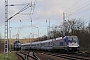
[21, 36, 79, 46]
[64, 36, 77, 37]
[31, 41, 41, 44]
[56, 37, 63, 40]
[41, 39, 55, 43]
[21, 43, 30, 45]
[21, 41, 41, 45]
[14, 41, 20, 43]
[64, 36, 78, 39]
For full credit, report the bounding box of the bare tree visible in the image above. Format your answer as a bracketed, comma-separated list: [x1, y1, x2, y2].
[87, 22, 90, 33]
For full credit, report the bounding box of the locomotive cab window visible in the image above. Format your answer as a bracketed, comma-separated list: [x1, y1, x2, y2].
[68, 38, 77, 43]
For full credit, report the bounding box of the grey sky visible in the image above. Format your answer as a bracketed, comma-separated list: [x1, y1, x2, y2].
[0, 0, 90, 38]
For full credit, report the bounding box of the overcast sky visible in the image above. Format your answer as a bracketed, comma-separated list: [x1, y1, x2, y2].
[0, 0, 90, 39]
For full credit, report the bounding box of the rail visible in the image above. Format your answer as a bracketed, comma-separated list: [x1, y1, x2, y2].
[16, 51, 39, 60]
[42, 52, 90, 60]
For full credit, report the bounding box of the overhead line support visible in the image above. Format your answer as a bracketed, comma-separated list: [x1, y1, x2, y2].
[4, 0, 8, 59]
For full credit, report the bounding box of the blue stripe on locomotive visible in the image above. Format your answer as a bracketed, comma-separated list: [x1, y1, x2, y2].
[64, 36, 79, 45]
[76, 37, 79, 44]
[65, 36, 69, 45]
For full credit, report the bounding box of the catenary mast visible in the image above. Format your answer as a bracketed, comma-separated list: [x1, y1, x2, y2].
[4, 0, 8, 59]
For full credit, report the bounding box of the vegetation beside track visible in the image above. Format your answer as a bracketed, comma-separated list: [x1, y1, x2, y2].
[0, 51, 17, 60]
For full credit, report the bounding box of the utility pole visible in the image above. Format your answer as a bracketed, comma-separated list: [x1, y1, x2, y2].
[29, 18, 32, 51]
[46, 19, 50, 39]
[4, 0, 8, 59]
[63, 12, 65, 21]
[46, 19, 48, 39]
[9, 27, 12, 39]
[0, 32, 1, 43]
[4, 2, 35, 59]
[49, 18, 50, 39]
[37, 27, 39, 41]
[63, 12, 66, 36]
[17, 33, 19, 41]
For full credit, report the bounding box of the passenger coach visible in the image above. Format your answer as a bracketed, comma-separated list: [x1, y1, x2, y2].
[21, 36, 79, 52]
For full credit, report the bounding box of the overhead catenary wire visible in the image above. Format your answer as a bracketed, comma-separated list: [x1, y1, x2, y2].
[77, 6, 90, 19]
[8, 3, 32, 39]
[17, 1, 36, 33]
[65, 0, 81, 12]
[68, 3, 90, 17]
[18, 10, 34, 32]
[18, 15, 32, 31]
[7, 3, 31, 6]
[16, 0, 36, 29]
[10, 0, 36, 38]
[8, 3, 33, 21]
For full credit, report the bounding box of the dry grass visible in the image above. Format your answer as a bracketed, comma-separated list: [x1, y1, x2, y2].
[1, 38, 38, 45]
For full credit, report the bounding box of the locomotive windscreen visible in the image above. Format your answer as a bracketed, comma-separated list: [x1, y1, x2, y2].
[68, 36, 78, 43]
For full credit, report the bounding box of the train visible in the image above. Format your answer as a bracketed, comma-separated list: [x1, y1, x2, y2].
[14, 41, 21, 51]
[21, 36, 79, 53]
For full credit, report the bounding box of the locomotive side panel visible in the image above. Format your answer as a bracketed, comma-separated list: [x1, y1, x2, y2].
[41, 39, 53, 51]
[52, 39, 67, 50]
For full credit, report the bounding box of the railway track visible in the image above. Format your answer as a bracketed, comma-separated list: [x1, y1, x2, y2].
[75, 51, 90, 57]
[37, 51, 90, 60]
[16, 51, 39, 60]
[50, 53, 90, 60]
[16, 52, 25, 60]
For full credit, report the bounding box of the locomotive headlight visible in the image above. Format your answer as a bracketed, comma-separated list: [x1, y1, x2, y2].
[69, 48, 72, 50]
[67, 45, 69, 47]
[78, 45, 79, 47]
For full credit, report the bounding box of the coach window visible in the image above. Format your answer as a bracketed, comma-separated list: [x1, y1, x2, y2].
[47, 42, 49, 45]
[47, 42, 48, 45]
[37, 44, 39, 46]
[64, 39, 66, 42]
[32, 44, 33, 46]
[48, 42, 50, 45]
[41, 43, 42, 46]
[50, 42, 52, 45]
[44, 43, 45, 46]
[42, 43, 43, 46]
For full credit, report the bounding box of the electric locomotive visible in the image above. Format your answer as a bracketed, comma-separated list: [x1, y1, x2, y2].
[53, 36, 79, 52]
[64, 36, 79, 52]
[21, 36, 79, 53]
[14, 41, 21, 51]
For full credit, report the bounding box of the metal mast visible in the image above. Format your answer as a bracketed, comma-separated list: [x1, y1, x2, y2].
[4, 0, 8, 59]
[0, 32, 1, 43]
[63, 12, 65, 36]
[4, 1, 35, 59]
